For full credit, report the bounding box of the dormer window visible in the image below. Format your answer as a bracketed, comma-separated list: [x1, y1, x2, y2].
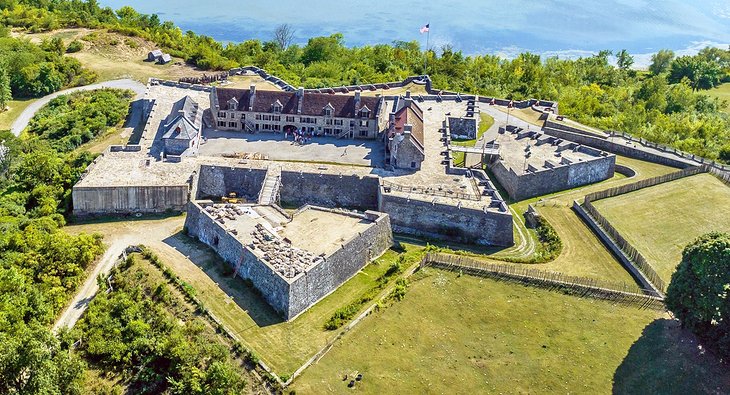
[323, 103, 334, 117]
[360, 106, 370, 118]
[272, 99, 282, 113]
[227, 97, 238, 111]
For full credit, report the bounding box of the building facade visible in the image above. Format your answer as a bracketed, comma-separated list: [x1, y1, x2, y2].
[210, 86, 384, 139]
[386, 94, 425, 170]
[162, 96, 202, 157]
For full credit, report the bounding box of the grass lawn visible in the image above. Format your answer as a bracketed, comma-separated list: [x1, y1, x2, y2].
[476, 156, 678, 284]
[707, 83, 730, 113]
[0, 98, 36, 130]
[150, 232, 424, 377]
[293, 268, 730, 394]
[592, 173, 730, 284]
[495, 106, 545, 126]
[451, 113, 495, 147]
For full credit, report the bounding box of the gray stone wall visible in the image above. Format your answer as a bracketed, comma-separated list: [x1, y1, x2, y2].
[448, 117, 477, 139]
[196, 165, 268, 201]
[542, 127, 692, 169]
[163, 138, 193, 156]
[378, 191, 514, 246]
[286, 210, 393, 319]
[391, 136, 424, 170]
[489, 154, 615, 201]
[184, 202, 292, 316]
[72, 185, 189, 216]
[280, 171, 380, 210]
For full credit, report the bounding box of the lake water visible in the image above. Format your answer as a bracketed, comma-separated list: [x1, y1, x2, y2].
[99, 0, 730, 67]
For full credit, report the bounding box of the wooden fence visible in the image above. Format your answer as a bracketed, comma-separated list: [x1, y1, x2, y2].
[422, 253, 665, 310]
[578, 165, 713, 295]
[584, 166, 705, 202]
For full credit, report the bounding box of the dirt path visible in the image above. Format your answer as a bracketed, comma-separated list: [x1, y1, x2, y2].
[54, 216, 185, 331]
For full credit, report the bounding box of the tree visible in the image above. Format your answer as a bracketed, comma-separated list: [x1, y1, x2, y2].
[273, 23, 295, 50]
[666, 232, 730, 360]
[0, 67, 11, 111]
[615, 49, 634, 70]
[669, 56, 723, 90]
[649, 49, 674, 75]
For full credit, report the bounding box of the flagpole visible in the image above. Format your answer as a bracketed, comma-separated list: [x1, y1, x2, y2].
[424, 26, 430, 74]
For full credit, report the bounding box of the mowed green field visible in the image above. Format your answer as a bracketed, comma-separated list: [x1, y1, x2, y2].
[593, 173, 730, 283]
[293, 269, 730, 394]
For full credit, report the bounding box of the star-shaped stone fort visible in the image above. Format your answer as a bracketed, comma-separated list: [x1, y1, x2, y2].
[72, 67, 617, 319]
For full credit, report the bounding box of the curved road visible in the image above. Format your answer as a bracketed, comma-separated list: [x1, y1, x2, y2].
[11, 79, 146, 136]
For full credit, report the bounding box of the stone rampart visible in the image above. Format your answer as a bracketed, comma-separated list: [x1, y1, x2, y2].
[280, 171, 380, 210]
[286, 208, 393, 318]
[184, 201, 291, 315]
[72, 185, 189, 216]
[197, 164, 268, 201]
[489, 153, 615, 201]
[378, 189, 514, 246]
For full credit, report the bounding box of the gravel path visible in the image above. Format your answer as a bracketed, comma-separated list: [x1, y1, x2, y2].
[11, 79, 146, 136]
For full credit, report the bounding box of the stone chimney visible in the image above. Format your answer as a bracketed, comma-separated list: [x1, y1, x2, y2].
[388, 113, 396, 134]
[248, 84, 256, 111]
[404, 124, 413, 134]
[405, 90, 411, 98]
[296, 87, 304, 114]
[354, 90, 361, 112]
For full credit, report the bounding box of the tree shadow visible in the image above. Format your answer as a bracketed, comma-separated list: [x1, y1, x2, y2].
[613, 318, 730, 395]
[161, 231, 284, 327]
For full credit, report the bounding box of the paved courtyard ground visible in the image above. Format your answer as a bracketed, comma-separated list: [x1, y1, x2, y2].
[199, 130, 384, 167]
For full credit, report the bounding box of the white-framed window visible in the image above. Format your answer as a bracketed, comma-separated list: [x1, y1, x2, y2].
[218, 111, 226, 118]
[359, 130, 368, 137]
[228, 122, 237, 128]
[360, 120, 368, 127]
[217, 121, 226, 127]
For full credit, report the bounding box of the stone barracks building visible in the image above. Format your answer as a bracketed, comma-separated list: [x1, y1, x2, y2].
[210, 85, 384, 139]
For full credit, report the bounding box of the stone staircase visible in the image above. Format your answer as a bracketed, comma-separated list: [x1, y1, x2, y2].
[258, 166, 281, 205]
[244, 119, 256, 133]
[336, 128, 352, 139]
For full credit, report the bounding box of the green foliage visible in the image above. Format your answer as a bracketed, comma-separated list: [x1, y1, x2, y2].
[0, 66, 10, 110]
[0, 34, 96, 98]
[66, 39, 83, 53]
[533, 215, 563, 262]
[79, 256, 247, 394]
[26, 89, 133, 152]
[666, 232, 730, 360]
[649, 49, 674, 75]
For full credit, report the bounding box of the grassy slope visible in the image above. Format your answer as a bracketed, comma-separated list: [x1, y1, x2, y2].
[150, 232, 422, 376]
[495, 106, 545, 126]
[592, 173, 730, 283]
[471, 156, 677, 284]
[706, 83, 730, 113]
[0, 98, 35, 130]
[293, 269, 730, 394]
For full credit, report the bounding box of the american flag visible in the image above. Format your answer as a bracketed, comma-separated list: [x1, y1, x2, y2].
[420, 24, 430, 34]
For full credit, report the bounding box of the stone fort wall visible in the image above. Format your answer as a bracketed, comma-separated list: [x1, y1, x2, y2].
[377, 189, 514, 246]
[279, 171, 380, 210]
[185, 200, 292, 316]
[286, 208, 393, 319]
[489, 153, 616, 201]
[72, 185, 189, 216]
[185, 201, 393, 320]
[196, 164, 268, 201]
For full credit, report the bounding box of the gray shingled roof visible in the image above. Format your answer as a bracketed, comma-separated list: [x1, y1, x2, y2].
[214, 87, 381, 119]
[163, 96, 201, 140]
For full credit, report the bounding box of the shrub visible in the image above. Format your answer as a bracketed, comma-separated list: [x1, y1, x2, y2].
[66, 40, 83, 53]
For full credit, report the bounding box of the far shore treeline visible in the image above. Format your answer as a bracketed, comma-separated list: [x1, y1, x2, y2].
[0, 0, 729, 162]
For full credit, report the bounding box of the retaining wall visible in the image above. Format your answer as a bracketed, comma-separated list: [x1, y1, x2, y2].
[280, 171, 380, 210]
[286, 209, 393, 318]
[72, 185, 189, 216]
[197, 164, 268, 201]
[489, 154, 615, 201]
[378, 189, 514, 246]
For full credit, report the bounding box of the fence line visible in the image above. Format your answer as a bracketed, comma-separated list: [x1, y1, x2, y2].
[584, 165, 705, 202]
[575, 165, 713, 296]
[422, 253, 665, 309]
[580, 201, 666, 293]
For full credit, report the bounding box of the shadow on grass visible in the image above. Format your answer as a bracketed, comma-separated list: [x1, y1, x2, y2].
[613, 318, 730, 395]
[161, 230, 284, 328]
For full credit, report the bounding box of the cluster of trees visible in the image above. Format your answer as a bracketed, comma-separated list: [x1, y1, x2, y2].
[1, 1, 728, 162]
[26, 88, 133, 151]
[0, 29, 96, 104]
[666, 232, 730, 361]
[0, 87, 135, 392]
[0, 129, 105, 393]
[77, 254, 247, 394]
